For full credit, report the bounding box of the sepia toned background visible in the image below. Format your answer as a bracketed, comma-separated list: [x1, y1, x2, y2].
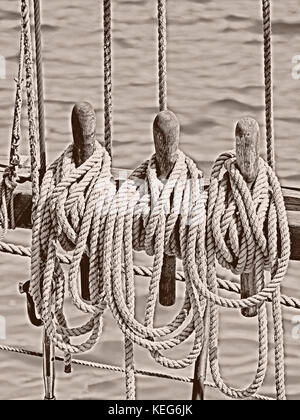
[0, 0, 300, 400]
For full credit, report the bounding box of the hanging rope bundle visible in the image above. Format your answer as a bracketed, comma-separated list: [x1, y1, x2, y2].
[103, 150, 207, 399]
[196, 150, 290, 400]
[30, 143, 115, 358]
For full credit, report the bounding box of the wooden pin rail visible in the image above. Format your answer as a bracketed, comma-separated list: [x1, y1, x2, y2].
[4, 166, 300, 261]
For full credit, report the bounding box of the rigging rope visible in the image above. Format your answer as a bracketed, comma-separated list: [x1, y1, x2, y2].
[262, 0, 286, 400]
[0, 0, 295, 403]
[157, 0, 168, 112]
[21, 0, 40, 214]
[33, 0, 46, 179]
[103, 0, 113, 156]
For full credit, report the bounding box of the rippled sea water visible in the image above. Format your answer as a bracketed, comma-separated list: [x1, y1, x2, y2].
[0, 0, 300, 400]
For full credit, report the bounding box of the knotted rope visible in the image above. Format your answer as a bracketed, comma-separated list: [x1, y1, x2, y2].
[30, 144, 115, 362]
[103, 150, 207, 399]
[201, 153, 290, 400]
[29, 144, 207, 400]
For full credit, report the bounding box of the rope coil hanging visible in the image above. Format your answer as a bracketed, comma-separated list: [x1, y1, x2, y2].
[202, 151, 290, 400]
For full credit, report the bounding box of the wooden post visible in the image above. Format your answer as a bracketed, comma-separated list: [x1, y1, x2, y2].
[192, 303, 210, 400]
[71, 102, 97, 301]
[153, 110, 180, 307]
[235, 117, 260, 318]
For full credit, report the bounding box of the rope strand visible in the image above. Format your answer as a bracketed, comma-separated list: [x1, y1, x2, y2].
[157, 0, 168, 111]
[103, 0, 112, 156]
[33, 0, 46, 180]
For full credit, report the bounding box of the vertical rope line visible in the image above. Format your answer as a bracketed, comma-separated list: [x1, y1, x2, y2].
[21, 0, 40, 213]
[9, 29, 24, 172]
[103, 0, 112, 157]
[33, 0, 46, 181]
[262, 0, 275, 169]
[262, 0, 286, 400]
[157, 0, 168, 112]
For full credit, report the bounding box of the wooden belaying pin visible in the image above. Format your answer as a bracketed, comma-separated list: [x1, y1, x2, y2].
[153, 110, 180, 307]
[72, 102, 97, 301]
[235, 117, 260, 318]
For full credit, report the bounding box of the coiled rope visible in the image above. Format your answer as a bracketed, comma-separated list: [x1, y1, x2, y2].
[28, 141, 207, 400]
[158, 0, 168, 112]
[262, 0, 286, 400]
[21, 0, 40, 214]
[103, 151, 207, 399]
[201, 153, 290, 400]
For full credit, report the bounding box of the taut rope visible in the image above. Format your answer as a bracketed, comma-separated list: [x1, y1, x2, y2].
[33, 0, 46, 179]
[262, 0, 286, 400]
[158, 0, 168, 112]
[103, 0, 113, 156]
[262, 0, 275, 169]
[21, 0, 40, 213]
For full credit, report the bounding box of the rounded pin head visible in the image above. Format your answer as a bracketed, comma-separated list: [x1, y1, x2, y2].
[72, 102, 97, 166]
[235, 117, 260, 184]
[153, 110, 180, 178]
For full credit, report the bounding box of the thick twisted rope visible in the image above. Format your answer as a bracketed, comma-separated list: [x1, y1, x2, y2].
[201, 153, 290, 400]
[33, 0, 46, 179]
[157, 0, 168, 111]
[30, 144, 115, 359]
[28, 145, 208, 400]
[262, 0, 275, 169]
[21, 0, 40, 214]
[262, 0, 286, 400]
[103, 0, 112, 156]
[103, 151, 207, 399]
